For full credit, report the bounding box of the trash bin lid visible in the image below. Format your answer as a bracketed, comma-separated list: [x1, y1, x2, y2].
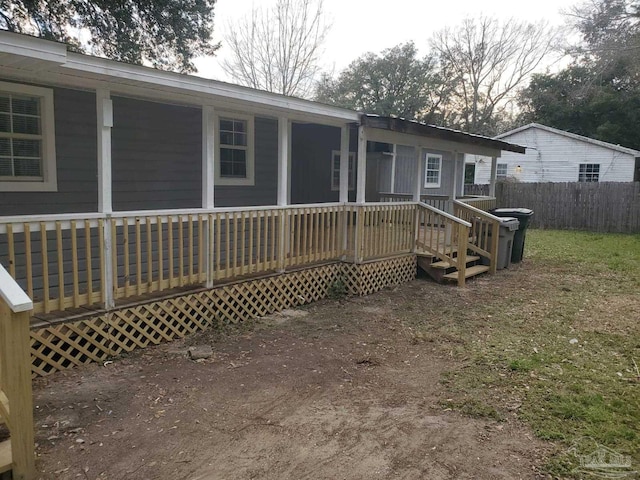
[498, 217, 520, 231]
[491, 208, 534, 216]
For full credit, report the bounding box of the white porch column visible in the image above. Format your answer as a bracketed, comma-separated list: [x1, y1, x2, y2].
[339, 125, 350, 203]
[356, 125, 367, 203]
[202, 105, 216, 209]
[97, 89, 113, 214]
[489, 156, 498, 197]
[413, 147, 423, 202]
[450, 151, 459, 210]
[389, 144, 397, 194]
[277, 116, 290, 206]
[96, 89, 114, 309]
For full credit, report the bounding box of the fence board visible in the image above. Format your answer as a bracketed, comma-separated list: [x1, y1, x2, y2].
[465, 182, 640, 233]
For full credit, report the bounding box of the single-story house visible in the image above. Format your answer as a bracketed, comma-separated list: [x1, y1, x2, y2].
[0, 31, 525, 381]
[465, 123, 640, 184]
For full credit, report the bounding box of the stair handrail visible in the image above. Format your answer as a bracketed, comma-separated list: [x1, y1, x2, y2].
[417, 202, 472, 228]
[452, 200, 501, 274]
[415, 202, 471, 286]
[0, 263, 36, 480]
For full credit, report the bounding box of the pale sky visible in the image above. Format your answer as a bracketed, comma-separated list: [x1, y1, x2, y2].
[194, 0, 580, 81]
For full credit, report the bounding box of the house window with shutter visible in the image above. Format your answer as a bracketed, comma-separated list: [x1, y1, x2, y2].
[0, 82, 57, 192]
[578, 163, 600, 182]
[215, 113, 254, 186]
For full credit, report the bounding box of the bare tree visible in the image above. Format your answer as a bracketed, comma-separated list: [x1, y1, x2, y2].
[430, 17, 560, 135]
[221, 0, 329, 97]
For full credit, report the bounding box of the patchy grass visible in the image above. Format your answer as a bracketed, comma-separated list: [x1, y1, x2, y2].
[408, 229, 640, 478]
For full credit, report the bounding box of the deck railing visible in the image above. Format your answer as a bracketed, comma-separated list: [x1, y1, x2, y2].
[379, 193, 452, 212]
[457, 196, 497, 212]
[0, 201, 492, 314]
[415, 202, 471, 286]
[0, 264, 36, 479]
[453, 200, 500, 274]
[354, 203, 416, 262]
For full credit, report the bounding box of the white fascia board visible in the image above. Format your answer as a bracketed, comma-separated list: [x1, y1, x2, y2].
[365, 128, 503, 158]
[0, 32, 67, 65]
[62, 53, 360, 123]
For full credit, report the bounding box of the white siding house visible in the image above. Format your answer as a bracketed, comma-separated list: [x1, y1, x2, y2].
[466, 123, 640, 184]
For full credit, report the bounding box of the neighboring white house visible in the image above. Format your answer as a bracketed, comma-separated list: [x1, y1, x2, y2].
[466, 123, 640, 184]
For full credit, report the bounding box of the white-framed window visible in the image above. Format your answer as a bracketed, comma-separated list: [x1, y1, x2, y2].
[579, 163, 600, 182]
[423, 153, 442, 188]
[330, 150, 355, 191]
[214, 113, 254, 186]
[497, 163, 508, 179]
[0, 82, 57, 192]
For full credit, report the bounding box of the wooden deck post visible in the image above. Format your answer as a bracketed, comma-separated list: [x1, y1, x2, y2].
[456, 223, 468, 287]
[0, 270, 36, 480]
[413, 147, 423, 252]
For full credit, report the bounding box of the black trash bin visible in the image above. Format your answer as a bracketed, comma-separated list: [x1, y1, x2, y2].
[489, 208, 534, 263]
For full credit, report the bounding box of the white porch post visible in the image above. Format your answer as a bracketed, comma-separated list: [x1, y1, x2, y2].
[277, 116, 290, 272]
[413, 147, 422, 202]
[96, 89, 114, 309]
[202, 105, 216, 209]
[450, 151, 459, 213]
[202, 105, 216, 287]
[356, 125, 367, 203]
[339, 125, 350, 203]
[489, 156, 498, 197]
[278, 116, 290, 206]
[390, 144, 397, 194]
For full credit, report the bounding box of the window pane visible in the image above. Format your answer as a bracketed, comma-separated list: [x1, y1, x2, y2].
[219, 119, 234, 132]
[13, 139, 41, 157]
[233, 120, 246, 133]
[0, 95, 9, 113]
[232, 150, 247, 177]
[14, 158, 41, 176]
[220, 148, 247, 178]
[0, 113, 9, 133]
[233, 132, 246, 146]
[0, 157, 12, 176]
[12, 115, 40, 135]
[12, 96, 40, 116]
[220, 131, 233, 145]
[0, 138, 10, 156]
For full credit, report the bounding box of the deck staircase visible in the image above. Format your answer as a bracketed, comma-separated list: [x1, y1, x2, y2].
[416, 251, 490, 284]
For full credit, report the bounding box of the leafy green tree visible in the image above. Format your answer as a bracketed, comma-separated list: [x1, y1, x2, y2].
[0, 0, 219, 72]
[315, 42, 448, 123]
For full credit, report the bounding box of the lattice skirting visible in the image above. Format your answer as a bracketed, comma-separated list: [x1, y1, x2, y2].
[30, 256, 416, 377]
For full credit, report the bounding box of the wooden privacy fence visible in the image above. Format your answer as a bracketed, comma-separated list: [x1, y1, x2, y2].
[466, 182, 640, 233]
[3, 201, 478, 315]
[0, 264, 36, 479]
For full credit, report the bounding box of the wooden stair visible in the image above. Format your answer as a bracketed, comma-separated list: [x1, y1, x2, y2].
[417, 251, 489, 284]
[0, 440, 11, 474]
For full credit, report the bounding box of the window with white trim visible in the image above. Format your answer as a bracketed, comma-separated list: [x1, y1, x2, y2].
[215, 114, 254, 186]
[331, 150, 355, 191]
[497, 163, 508, 179]
[0, 82, 56, 192]
[578, 163, 600, 182]
[423, 153, 442, 188]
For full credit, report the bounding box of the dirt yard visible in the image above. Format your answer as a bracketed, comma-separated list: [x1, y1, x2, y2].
[32, 272, 553, 480]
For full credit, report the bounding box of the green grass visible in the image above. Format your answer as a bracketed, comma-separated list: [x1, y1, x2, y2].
[420, 229, 640, 478]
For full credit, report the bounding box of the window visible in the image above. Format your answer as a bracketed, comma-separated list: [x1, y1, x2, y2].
[423, 153, 442, 188]
[215, 114, 254, 186]
[497, 163, 508, 179]
[0, 82, 56, 192]
[579, 163, 600, 182]
[331, 150, 355, 191]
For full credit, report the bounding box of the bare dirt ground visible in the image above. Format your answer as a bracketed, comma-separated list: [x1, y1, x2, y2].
[33, 273, 551, 480]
